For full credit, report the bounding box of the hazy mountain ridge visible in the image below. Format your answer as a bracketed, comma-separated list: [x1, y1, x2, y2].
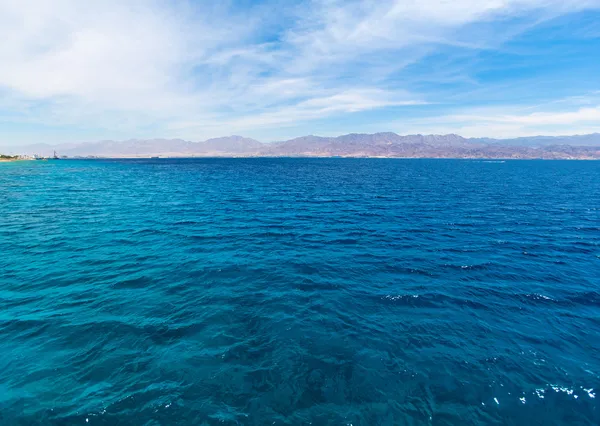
[2, 133, 600, 159]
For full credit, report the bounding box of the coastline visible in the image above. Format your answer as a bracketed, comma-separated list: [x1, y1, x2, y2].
[0, 158, 34, 163]
[2, 154, 599, 161]
[62, 155, 600, 160]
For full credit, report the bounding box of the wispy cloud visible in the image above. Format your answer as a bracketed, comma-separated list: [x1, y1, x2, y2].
[168, 88, 426, 133]
[394, 93, 600, 137]
[1, 0, 599, 143]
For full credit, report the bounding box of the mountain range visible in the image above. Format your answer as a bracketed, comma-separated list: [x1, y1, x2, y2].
[2, 133, 600, 159]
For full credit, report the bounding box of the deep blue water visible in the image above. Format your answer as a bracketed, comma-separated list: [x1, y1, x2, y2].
[1, 158, 599, 425]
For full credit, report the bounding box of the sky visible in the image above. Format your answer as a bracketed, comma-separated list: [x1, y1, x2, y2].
[1, 0, 600, 145]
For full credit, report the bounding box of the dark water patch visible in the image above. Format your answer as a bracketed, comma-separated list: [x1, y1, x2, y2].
[563, 291, 600, 308]
[111, 276, 156, 290]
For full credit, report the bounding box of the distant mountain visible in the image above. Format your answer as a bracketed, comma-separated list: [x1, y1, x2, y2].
[261, 133, 484, 157]
[200, 136, 263, 154]
[2, 133, 600, 159]
[473, 133, 600, 147]
[0, 137, 260, 158]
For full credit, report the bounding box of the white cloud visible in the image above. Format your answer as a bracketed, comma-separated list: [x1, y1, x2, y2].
[284, 0, 600, 63]
[1, 0, 600, 143]
[395, 99, 600, 138]
[168, 88, 425, 133]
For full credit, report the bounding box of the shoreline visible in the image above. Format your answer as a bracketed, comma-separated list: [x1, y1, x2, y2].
[3, 155, 598, 161]
[57, 155, 600, 160]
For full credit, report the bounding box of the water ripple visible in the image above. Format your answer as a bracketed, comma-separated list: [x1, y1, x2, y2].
[1, 158, 599, 425]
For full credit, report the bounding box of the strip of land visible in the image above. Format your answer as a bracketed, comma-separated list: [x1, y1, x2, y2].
[0, 155, 23, 162]
[2, 133, 600, 159]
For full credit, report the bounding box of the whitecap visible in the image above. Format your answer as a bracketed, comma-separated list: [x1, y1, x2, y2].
[527, 293, 554, 301]
[583, 388, 595, 398]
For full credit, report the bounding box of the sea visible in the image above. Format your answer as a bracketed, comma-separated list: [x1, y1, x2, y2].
[1, 158, 599, 425]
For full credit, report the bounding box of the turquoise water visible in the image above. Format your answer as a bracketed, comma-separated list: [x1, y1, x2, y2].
[1, 158, 599, 425]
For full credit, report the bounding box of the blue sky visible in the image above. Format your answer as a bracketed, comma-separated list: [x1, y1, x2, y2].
[1, 0, 599, 145]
